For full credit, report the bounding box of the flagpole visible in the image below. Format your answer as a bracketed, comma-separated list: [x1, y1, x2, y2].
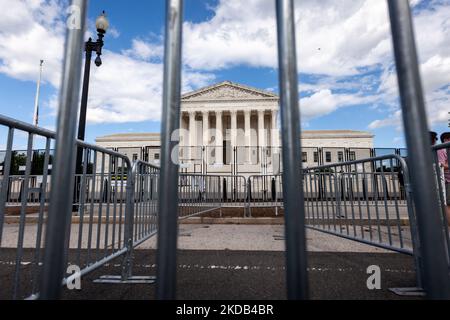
[33, 60, 44, 126]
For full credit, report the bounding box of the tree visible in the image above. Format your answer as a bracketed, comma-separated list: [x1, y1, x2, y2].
[10, 151, 27, 175]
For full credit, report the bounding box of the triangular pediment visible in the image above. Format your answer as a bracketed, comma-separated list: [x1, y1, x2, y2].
[181, 81, 278, 101]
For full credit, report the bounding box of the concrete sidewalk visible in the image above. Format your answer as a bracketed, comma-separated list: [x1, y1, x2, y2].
[1, 223, 394, 252]
[0, 223, 421, 300]
[142, 224, 392, 252]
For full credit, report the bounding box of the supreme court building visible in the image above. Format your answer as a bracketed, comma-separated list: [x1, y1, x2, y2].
[96, 81, 374, 176]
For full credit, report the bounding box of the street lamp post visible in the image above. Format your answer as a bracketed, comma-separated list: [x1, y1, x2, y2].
[74, 11, 109, 211]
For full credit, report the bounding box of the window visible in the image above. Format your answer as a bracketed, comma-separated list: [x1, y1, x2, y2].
[302, 152, 307, 163]
[313, 152, 318, 163]
[338, 151, 344, 162]
[349, 151, 356, 161]
[132, 153, 138, 161]
[325, 151, 332, 163]
[154, 153, 160, 160]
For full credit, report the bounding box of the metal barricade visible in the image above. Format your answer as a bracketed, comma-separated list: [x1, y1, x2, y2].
[431, 142, 450, 260]
[303, 155, 417, 254]
[130, 161, 160, 247]
[216, 175, 247, 216]
[0, 114, 146, 299]
[2, 175, 51, 207]
[0, 115, 57, 300]
[93, 160, 161, 285]
[2, 0, 449, 301]
[275, 0, 309, 299]
[178, 174, 221, 219]
[388, 0, 450, 298]
[301, 154, 424, 292]
[155, 0, 183, 300]
[247, 175, 283, 216]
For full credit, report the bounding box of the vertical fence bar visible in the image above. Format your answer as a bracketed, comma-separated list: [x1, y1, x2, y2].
[13, 133, 34, 299]
[76, 149, 89, 266]
[118, 159, 125, 248]
[390, 158, 404, 248]
[39, 0, 87, 299]
[121, 161, 136, 280]
[104, 156, 113, 257]
[275, 0, 309, 299]
[96, 154, 106, 260]
[111, 156, 119, 251]
[31, 137, 52, 295]
[156, 0, 183, 300]
[387, 0, 450, 298]
[0, 127, 14, 245]
[399, 157, 423, 289]
[86, 151, 97, 265]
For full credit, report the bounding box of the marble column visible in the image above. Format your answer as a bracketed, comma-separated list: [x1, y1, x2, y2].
[188, 111, 196, 160]
[180, 112, 187, 146]
[180, 113, 187, 160]
[215, 110, 223, 165]
[230, 110, 237, 163]
[202, 111, 209, 165]
[202, 111, 209, 146]
[271, 109, 279, 151]
[244, 110, 251, 164]
[258, 110, 265, 150]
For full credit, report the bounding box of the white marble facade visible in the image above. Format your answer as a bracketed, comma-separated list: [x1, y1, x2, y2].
[96, 81, 374, 175]
[178, 81, 280, 169]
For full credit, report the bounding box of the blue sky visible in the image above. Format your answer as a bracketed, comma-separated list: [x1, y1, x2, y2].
[0, 0, 449, 149]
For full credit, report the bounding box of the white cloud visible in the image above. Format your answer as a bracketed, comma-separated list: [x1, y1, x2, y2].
[393, 136, 404, 145]
[122, 39, 163, 61]
[182, 0, 393, 75]
[180, 0, 396, 122]
[368, 110, 402, 130]
[369, 2, 450, 130]
[108, 27, 120, 39]
[181, 0, 450, 127]
[182, 0, 437, 75]
[84, 50, 214, 124]
[183, 0, 277, 70]
[86, 51, 163, 123]
[0, 0, 65, 87]
[0, 0, 449, 129]
[0, 0, 215, 124]
[300, 89, 376, 119]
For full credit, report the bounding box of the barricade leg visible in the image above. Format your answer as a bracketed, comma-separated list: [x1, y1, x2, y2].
[94, 163, 156, 284]
[388, 0, 450, 298]
[276, 0, 309, 299]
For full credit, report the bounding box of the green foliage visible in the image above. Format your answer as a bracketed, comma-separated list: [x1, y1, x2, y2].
[313, 167, 335, 173]
[1, 151, 53, 175]
[31, 151, 46, 175]
[11, 151, 27, 175]
[375, 165, 401, 173]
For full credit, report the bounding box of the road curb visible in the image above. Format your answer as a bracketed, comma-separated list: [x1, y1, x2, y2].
[4, 215, 285, 225]
[4, 215, 410, 226]
[180, 217, 285, 225]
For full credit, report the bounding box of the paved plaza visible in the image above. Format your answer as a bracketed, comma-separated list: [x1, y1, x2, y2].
[0, 222, 421, 300]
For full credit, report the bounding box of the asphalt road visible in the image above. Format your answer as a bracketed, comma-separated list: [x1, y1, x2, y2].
[0, 249, 419, 300]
